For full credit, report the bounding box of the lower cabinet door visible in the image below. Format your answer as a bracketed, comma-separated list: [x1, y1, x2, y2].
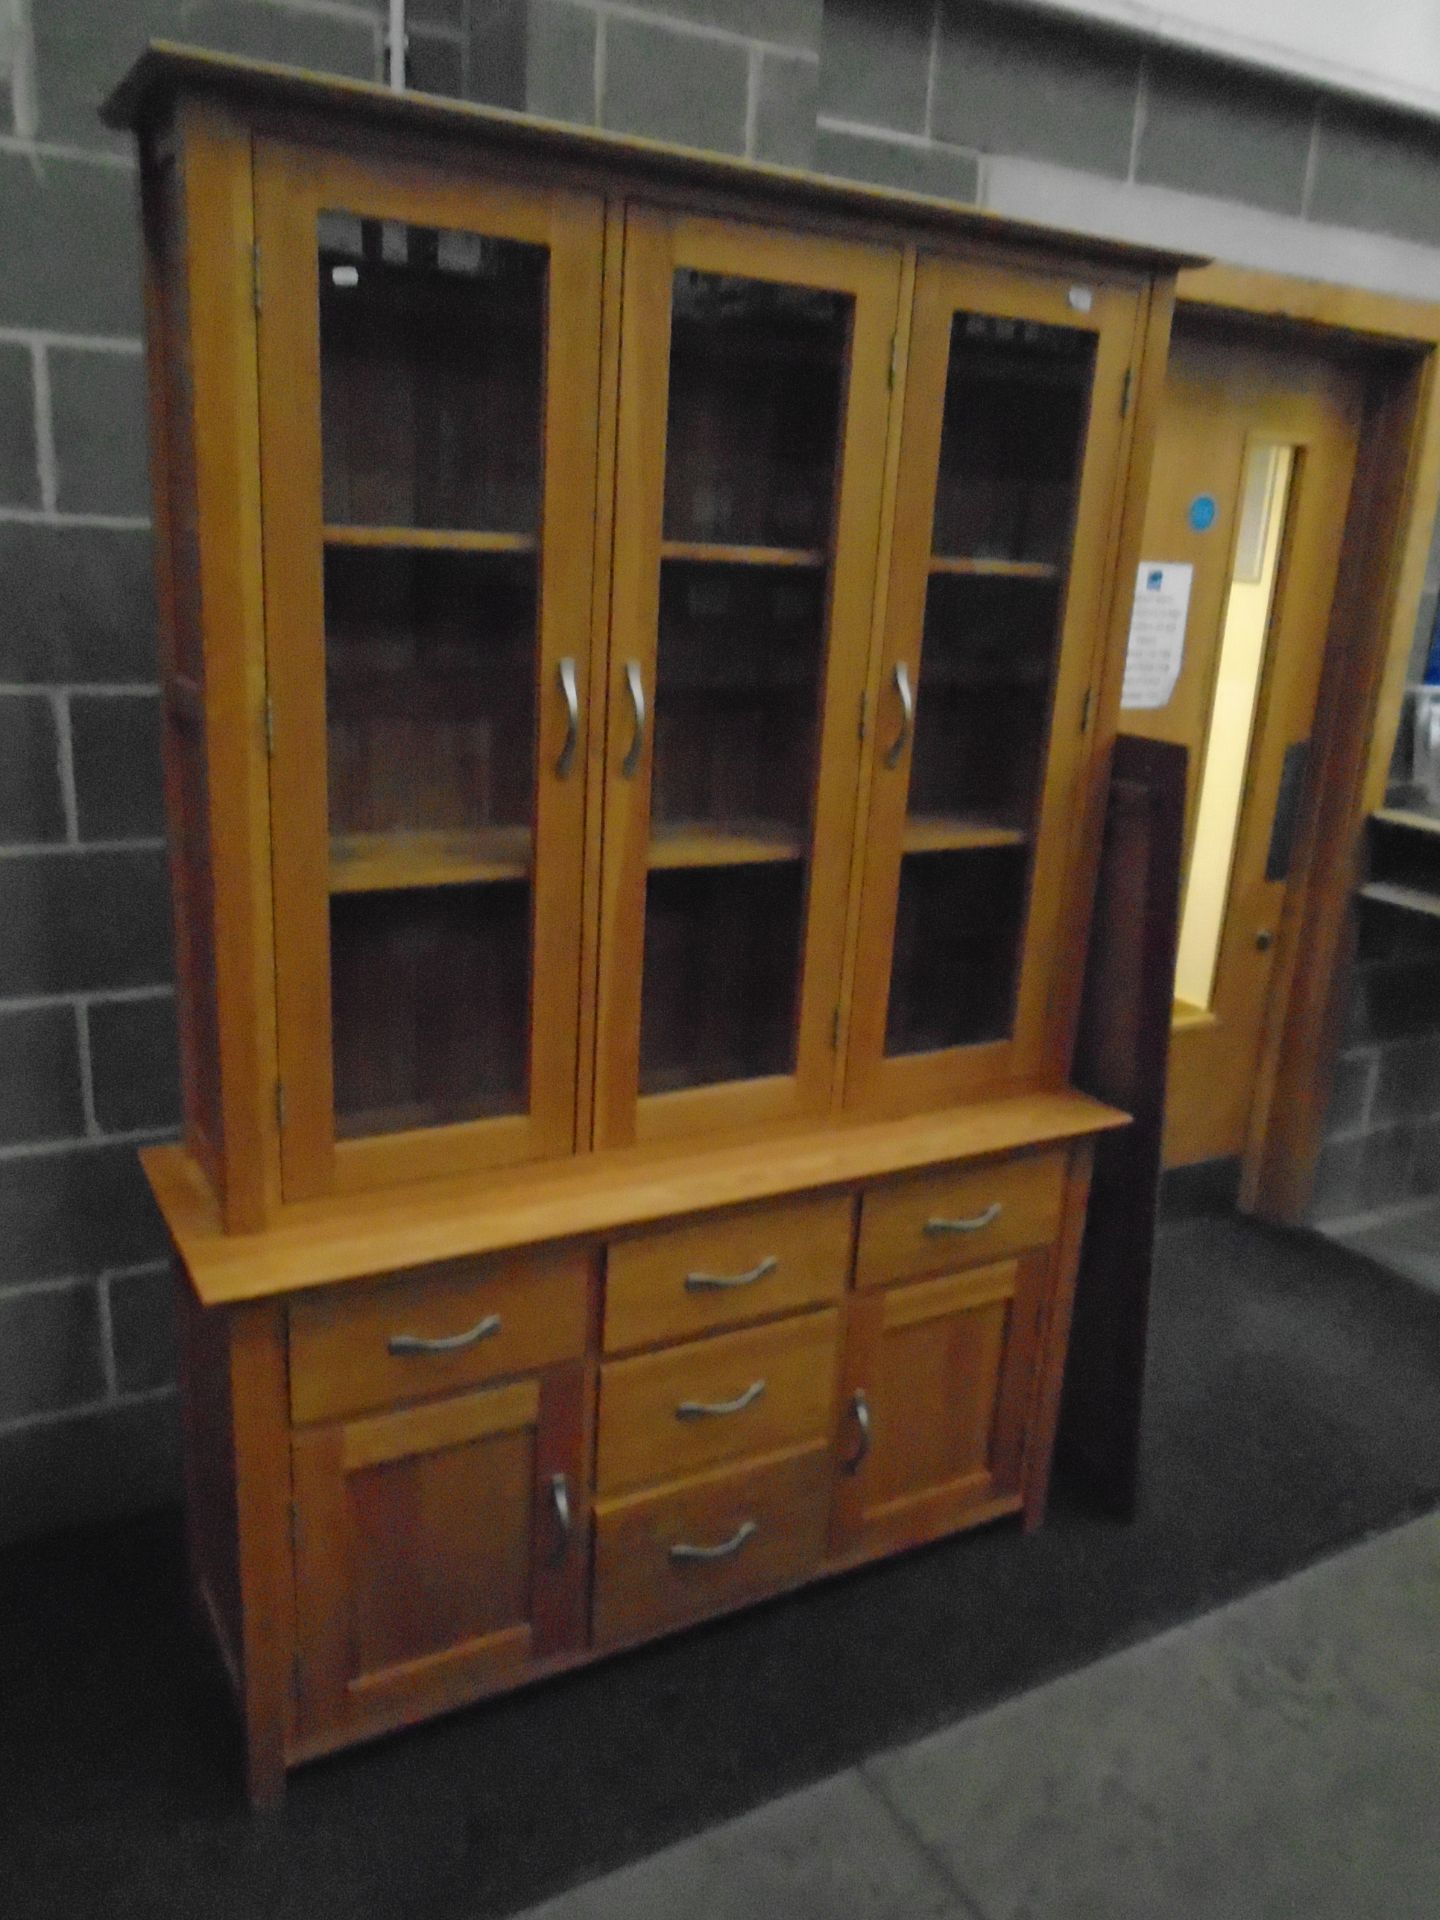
[291, 1361, 588, 1746]
[830, 1255, 1049, 1558]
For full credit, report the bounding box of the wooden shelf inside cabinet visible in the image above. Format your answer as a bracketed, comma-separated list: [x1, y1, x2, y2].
[1357, 880, 1440, 920]
[323, 525, 538, 555]
[902, 816, 1029, 855]
[648, 823, 806, 870]
[928, 555, 1060, 581]
[329, 826, 532, 893]
[659, 541, 827, 569]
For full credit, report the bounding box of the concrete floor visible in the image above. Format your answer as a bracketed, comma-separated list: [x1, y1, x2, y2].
[1331, 1202, 1440, 1298]
[518, 1512, 1440, 1919]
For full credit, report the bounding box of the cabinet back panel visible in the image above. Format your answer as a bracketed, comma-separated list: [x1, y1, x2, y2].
[329, 883, 530, 1135]
[319, 216, 544, 534]
[639, 863, 804, 1095]
[325, 548, 537, 842]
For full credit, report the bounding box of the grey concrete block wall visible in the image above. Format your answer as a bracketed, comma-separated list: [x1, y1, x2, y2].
[4, 0, 1440, 1541]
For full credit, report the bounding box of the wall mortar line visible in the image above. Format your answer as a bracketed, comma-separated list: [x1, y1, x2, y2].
[30, 338, 55, 512]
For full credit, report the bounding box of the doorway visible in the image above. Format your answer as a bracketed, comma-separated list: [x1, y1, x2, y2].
[1123, 317, 1365, 1168]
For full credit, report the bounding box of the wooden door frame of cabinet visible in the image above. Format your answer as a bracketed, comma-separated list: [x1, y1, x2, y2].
[592, 208, 903, 1151]
[253, 143, 605, 1201]
[843, 260, 1161, 1117]
[1166, 267, 1440, 1223]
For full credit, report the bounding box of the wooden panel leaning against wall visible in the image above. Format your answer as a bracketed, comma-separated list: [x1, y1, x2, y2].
[107, 44, 1188, 1805]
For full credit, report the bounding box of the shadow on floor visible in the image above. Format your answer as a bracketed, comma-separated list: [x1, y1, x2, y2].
[4, 1214, 1440, 1920]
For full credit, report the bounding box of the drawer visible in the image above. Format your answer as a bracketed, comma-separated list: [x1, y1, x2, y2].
[596, 1308, 840, 1496]
[604, 1192, 852, 1353]
[856, 1150, 1066, 1290]
[289, 1248, 591, 1425]
[592, 1444, 830, 1649]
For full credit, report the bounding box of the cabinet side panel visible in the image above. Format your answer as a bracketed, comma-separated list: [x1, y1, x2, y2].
[141, 139, 226, 1200]
[178, 104, 282, 1230]
[176, 1269, 242, 1693]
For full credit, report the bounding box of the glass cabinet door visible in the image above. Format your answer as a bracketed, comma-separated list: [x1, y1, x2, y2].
[255, 151, 604, 1197]
[846, 258, 1142, 1115]
[595, 212, 901, 1149]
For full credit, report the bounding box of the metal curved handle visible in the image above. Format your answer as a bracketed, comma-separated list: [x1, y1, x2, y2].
[845, 1388, 871, 1474]
[387, 1312, 501, 1356]
[923, 1202, 1002, 1236]
[884, 661, 914, 769]
[555, 656, 579, 779]
[675, 1378, 766, 1421]
[669, 1519, 758, 1563]
[683, 1255, 778, 1294]
[549, 1472, 572, 1561]
[621, 660, 647, 778]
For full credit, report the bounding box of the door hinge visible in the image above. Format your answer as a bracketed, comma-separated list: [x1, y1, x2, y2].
[858, 687, 869, 743]
[252, 241, 262, 316]
[263, 697, 275, 758]
[1120, 367, 1132, 417]
[1080, 686, 1092, 732]
[888, 331, 899, 389]
[830, 1007, 842, 1050]
[275, 1081, 286, 1131]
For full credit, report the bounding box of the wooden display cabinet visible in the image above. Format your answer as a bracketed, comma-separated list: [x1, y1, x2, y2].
[109, 45, 1187, 1804]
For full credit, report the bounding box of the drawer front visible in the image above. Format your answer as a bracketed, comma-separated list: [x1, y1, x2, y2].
[856, 1150, 1066, 1290]
[596, 1308, 840, 1496]
[289, 1249, 591, 1424]
[593, 1444, 830, 1649]
[604, 1192, 853, 1353]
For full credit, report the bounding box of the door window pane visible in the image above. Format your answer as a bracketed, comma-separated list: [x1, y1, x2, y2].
[1174, 443, 1295, 1011]
[638, 271, 851, 1096]
[887, 311, 1095, 1056]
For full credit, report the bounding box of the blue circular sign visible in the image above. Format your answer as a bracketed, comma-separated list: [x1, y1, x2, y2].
[1189, 493, 1217, 532]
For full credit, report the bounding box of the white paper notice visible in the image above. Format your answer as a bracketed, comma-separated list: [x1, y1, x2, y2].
[1121, 562, 1193, 710]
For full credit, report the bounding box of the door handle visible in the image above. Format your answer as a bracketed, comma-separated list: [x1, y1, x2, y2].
[387, 1313, 501, 1356]
[844, 1388, 871, 1473]
[675, 1379, 766, 1421]
[549, 1472, 572, 1562]
[923, 1202, 1002, 1236]
[669, 1520, 758, 1563]
[621, 660, 647, 778]
[683, 1256, 778, 1293]
[884, 661, 914, 769]
[555, 656, 579, 779]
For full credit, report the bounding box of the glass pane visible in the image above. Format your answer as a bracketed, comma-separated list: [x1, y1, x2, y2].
[663, 271, 846, 548]
[640, 865, 805, 1095]
[887, 310, 1095, 1057]
[319, 214, 545, 532]
[1174, 443, 1295, 1012]
[318, 213, 545, 1137]
[639, 271, 851, 1096]
[330, 886, 528, 1137]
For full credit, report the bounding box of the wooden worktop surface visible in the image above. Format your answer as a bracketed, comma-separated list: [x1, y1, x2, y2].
[145, 1090, 1127, 1306]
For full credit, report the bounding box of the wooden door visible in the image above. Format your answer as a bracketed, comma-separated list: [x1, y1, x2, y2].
[830, 1254, 1048, 1557]
[593, 209, 902, 1149]
[1123, 325, 1362, 1166]
[291, 1362, 587, 1747]
[846, 257, 1143, 1117]
[254, 145, 605, 1198]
